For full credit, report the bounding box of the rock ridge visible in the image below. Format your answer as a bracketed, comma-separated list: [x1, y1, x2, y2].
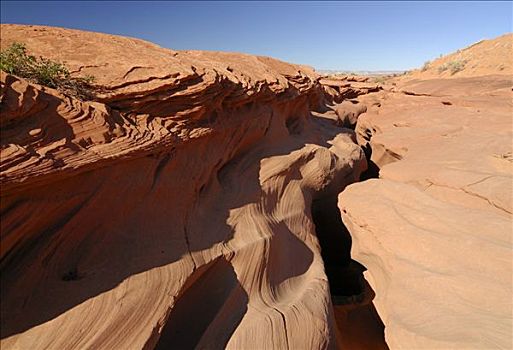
[1, 24, 376, 349]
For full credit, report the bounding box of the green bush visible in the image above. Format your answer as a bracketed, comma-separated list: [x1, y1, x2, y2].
[437, 60, 467, 75]
[0, 42, 95, 99]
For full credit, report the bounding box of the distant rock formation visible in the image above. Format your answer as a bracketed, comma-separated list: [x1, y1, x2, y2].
[407, 33, 513, 78]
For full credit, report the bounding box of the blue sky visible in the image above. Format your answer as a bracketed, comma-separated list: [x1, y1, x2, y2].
[1, 1, 511, 71]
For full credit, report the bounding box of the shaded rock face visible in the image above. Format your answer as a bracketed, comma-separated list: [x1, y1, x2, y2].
[0, 25, 380, 349]
[3, 24, 509, 350]
[341, 75, 513, 349]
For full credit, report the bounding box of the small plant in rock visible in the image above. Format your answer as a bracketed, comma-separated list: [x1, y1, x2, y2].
[438, 59, 467, 75]
[373, 75, 388, 84]
[438, 64, 448, 73]
[0, 42, 96, 100]
[447, 60, 467, 74]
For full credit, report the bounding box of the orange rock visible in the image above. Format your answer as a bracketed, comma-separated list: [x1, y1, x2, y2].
[0, 24, 367, 349]
[2, 23, 510, 350]
[342, 74, 513, 349]
[405, 33, 512, 78]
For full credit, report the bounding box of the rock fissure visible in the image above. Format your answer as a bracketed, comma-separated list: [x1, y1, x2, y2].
[310, 162, 389, 350]
[424, 179, 512, 215]
[2, 24, 511, 350]
[340, 70, 512, 349]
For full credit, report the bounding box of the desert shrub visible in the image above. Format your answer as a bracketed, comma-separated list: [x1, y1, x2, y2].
[438, 60, 467, 75]
[373, 76, 387, 84]
[0, 42, 95, 99]
[438, 64, 448, 73]
[448, 60, 466, 74]
[421, 61, 430, 72]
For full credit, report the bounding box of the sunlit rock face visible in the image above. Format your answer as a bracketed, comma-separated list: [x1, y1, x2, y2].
[341, 72, 513, 349]
[2, 24, 510, 350]
[0, 24, 369, 349]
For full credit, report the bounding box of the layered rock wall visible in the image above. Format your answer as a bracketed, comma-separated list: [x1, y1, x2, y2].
[1, 25, 369, 349]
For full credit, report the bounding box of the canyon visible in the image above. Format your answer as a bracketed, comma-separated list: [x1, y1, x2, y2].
[0, 25, 512, 349]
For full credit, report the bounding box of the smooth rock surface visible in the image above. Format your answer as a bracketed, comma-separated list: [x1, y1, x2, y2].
[406, 33, 512, 79]
[341, 74, 513, 349]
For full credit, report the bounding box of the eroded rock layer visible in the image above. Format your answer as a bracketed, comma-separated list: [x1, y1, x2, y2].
[340, 75, 513, 349]
[1, 25, 371, 349]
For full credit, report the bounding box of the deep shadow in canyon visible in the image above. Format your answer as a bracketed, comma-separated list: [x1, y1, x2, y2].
[153, 257, 248, 350]
[311, 195, 388, 349]
[2, 72, 386, 349]
[359, 143, 380, 181]
[309, 117, 388, 348]
[0, 101, 347, 348]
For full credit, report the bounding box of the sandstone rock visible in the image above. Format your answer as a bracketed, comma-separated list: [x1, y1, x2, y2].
[320, 75, 381, 105]
[406, 33, 512, 79]
[0, 24, 367, 349]
[341, 75, 513, 348]
[3, 23, 510, 350]
[334, 101, 367, 128]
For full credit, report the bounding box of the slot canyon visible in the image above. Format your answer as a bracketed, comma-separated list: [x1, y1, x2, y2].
[1, 25, 511, 350]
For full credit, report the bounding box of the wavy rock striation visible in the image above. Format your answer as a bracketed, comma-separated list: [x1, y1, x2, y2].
[0, 25, 377, 349]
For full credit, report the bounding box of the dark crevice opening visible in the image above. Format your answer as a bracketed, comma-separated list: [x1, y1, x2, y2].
[311, 196, 365, 299]
[359, 143, 380, 181]
[61, 267, 83, 281]
[311, 195, 388, 349]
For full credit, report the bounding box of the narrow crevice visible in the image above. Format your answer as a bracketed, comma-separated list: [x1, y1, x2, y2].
[311, 195, 388, 349]
[273, 307, 290, 350]
[359, 142, 380, 181]
[311, 196, 363, 299]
